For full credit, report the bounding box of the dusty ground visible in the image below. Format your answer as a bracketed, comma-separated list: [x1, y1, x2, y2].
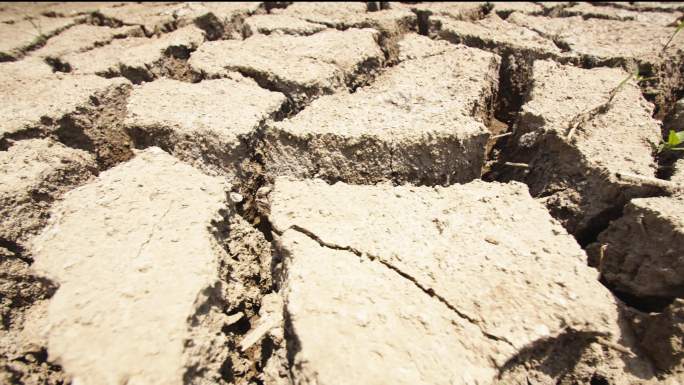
[1, 2, 684, 385]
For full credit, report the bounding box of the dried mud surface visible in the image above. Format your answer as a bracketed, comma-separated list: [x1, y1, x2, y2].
[1, 2, 684, 385]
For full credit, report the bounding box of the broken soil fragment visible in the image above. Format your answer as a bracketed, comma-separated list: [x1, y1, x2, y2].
[508, 12, 684, 116]
[93, 2, 262, 39]
[588, 196, 684, 301]
[0, 16, 76, 61]
[30, 148, 234, 385]
[189, 28, 385, 108]
[124, 76, 287, 177]
[0, 70, 132, 168]
[0, 139, 97, 247]
[260, 39, 499, 185]
[268, 178, 651, 384]
[500, 60, 662, 242]
[30, 24, 143, 65]
[242, 14, 328, 37]
[560, 2, 683, 26]
[632, 298, 684, 376]
[59, 25, 205, 83]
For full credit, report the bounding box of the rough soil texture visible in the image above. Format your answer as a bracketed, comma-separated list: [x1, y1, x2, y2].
[0, 16, 76, 61]
[2, 2, 684, 385]
[259, 39, 499, 185]
[29, 148, 270, 385]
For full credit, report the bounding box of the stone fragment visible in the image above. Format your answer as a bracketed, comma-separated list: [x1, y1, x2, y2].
[189, 28, 384, 107]
[0, 139, 97, 246]
[31, 148, 230, 385]
[502, 60, 661, 241]
[60, 25, 204, 83]
[125, 77, 287, 176]
[270, 178, 648, 384]
[260, 42, 499, 185]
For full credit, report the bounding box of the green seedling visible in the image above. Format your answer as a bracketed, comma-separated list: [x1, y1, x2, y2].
[662, 19, 684, 52]
[658, 130, 684, 152]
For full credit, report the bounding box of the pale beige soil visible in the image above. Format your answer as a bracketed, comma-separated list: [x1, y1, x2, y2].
[1, 2, 684, 385]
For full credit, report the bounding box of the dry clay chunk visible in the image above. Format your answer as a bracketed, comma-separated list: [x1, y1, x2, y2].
[96, 2, 261, 38]
[242, 14, 328, 37]
[0, 139, 96, 246]
[270, 178, 631, 382]
[31, 148, 229, 385]
[60, 25, 205, 83]
[260, 43, 499, 185]
[0, 57, 54, 79]
[189, 28, 384, 107]
[30, 24, 143, 60]
[560, 3, 682, 26]
[508, 60, 661, 239]
[673, 159, 684, 184]
[0, 16, 75, 61]
[633, 298, 684, 374]
[280, 231, 503, 384]
[590, 196, 684, 300]
[1, 72, 132, 167]
[396, 2, 485, 22]
[275, 2, 416, 33]
[435, 13, 561, 57]
[125, 77, 287, 176]
[508, 13, 684, 113]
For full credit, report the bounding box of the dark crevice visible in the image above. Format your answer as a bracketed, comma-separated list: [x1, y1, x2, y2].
[575, 204, 625, 248]
[605, 283, 676, 314]
[0, 239, 32, 265]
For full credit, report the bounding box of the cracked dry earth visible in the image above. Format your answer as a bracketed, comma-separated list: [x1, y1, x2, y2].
[2, 2, 684, 385]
